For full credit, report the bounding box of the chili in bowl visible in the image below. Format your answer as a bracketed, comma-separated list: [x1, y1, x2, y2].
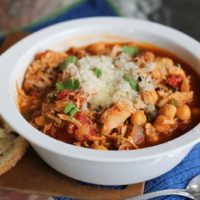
[0, 17, 200, 185]
[18, 42, 200, 151]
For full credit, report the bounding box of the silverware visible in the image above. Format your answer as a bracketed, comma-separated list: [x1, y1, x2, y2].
[127, 174, 200, 200]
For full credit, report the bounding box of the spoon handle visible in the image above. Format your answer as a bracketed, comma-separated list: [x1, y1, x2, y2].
[126, 189, 195, 200]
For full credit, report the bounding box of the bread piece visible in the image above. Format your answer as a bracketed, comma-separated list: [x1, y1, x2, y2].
[0, 128, 10, 139]
[0, 136, 16, 155]
[0, 117, 29, 175]
[0, 136, 28, 176]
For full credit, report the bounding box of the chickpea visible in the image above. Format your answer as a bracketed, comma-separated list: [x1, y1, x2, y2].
[161, 58, 174, 68]
[180, 77, 190, 92]
[153, 115, 172, 133]
[151, 66, 164, 81]
[176, 105, 191, 121]
[88, 43, 106, 54]
[142, 51, 155, 62]
[130, 110, 147, 126]
[93, 145, 108, 150]
[145, 123, 159, 144]
[142, 90, 158, 105]
[70, 47, 85, 58]
[160, 104, 177, 119]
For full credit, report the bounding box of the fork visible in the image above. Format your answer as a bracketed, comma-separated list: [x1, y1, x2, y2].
[126, 189, 200, 200]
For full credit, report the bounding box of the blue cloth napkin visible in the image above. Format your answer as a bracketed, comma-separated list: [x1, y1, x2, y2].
[145, 143, 200, 200]
[54, 144, 200, 200]
[3, 0, 199, 199]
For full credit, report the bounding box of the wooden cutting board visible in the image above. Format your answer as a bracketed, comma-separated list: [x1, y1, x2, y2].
[0, 33, 144, 200]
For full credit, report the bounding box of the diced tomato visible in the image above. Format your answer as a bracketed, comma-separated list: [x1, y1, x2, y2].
[57, 90, 69, 100]
[75, 111, 99, 141]
[56, 125, 75, 143]
[75, 111, 89, 124]
[47, 123, 76, 143]
[166, 74, 183, 89]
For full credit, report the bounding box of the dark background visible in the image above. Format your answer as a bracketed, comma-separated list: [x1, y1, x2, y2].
[0, 0, 200, 41]
[150, 0, 200, 41]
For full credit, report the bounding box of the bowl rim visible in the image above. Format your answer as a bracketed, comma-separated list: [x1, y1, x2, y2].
[0, 17, 200, 162]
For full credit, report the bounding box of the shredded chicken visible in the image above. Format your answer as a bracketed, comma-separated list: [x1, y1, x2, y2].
[101, 101, 132, 135]
[158, 91, 193, 107]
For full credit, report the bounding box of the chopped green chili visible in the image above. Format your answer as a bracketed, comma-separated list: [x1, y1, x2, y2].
[55, 82, 65, 90]
[55, 78, 80, 91]
[121, 46, 140, 56]
[58, 56, 77, 71]
[92, 67, 103, 78]
[69, 107, 79, 117]
[64, 102, 79, 117]
[64, 102, 76, 114]
[123, 75, 139, 91]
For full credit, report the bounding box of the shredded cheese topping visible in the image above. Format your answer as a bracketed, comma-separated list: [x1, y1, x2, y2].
[65, 53, 157, 110]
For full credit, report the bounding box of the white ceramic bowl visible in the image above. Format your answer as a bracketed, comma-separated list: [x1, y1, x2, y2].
[0, 17, 200, 185]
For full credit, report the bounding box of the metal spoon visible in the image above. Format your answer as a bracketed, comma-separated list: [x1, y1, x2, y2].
[127, 174, 200, 200]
